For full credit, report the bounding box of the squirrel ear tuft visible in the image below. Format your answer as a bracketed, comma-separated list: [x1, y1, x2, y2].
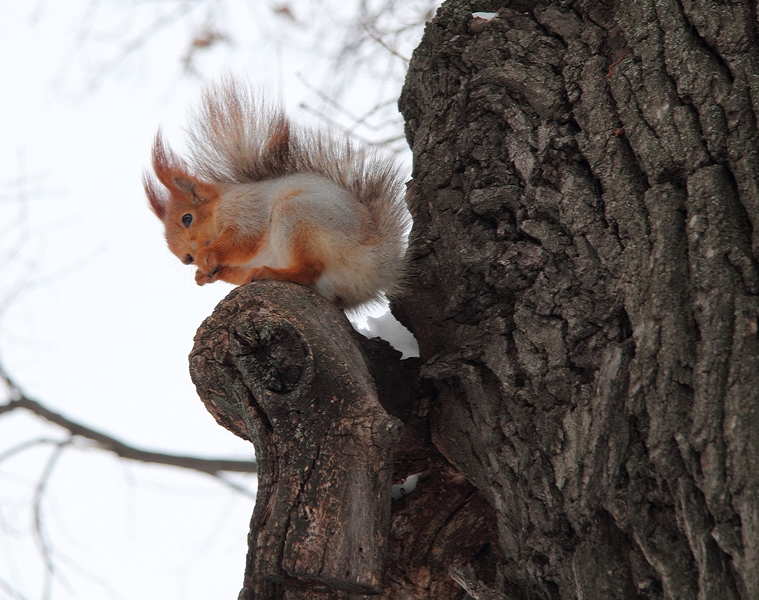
[144, 174, 167, 220]
[171, 175, 219, 204]
[151, 129, 219, 204]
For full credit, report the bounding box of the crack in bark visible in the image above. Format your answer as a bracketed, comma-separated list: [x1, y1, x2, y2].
[399, 1, 759, 597]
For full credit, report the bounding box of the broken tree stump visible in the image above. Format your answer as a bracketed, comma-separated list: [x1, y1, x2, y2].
[189, 281, 401, 599]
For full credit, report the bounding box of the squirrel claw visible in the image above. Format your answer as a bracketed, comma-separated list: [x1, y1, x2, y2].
[195, 268, 216, 286]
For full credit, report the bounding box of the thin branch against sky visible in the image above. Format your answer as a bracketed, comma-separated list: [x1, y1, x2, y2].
[0, 368, 256, 478]
[45, 0, 439, 147]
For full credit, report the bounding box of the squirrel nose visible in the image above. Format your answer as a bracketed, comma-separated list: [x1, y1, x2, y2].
[184, 254, 194, 264]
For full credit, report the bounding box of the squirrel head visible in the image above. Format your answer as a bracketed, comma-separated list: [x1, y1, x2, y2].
[144, 131, 221, 266]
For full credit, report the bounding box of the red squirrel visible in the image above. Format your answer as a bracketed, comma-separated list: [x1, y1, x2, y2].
[144, 79, 408, 310]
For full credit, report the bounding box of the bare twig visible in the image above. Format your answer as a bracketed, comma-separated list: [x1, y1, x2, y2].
[50, 551, 126, 600]
[0, 367, 256, 477]
[298, 102, 406, 149]
[53, 0, 205, 96]
[362, 25, 410, 63]
[0, 576, 30, 600]
[33, 440, 70, 600]
[296, 73, 401, 132]
[0, 371, 255, 600]
[0, 438, 67, 464]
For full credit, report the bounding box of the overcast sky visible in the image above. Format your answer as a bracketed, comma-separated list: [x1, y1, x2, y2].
[0, 1, 423, 598]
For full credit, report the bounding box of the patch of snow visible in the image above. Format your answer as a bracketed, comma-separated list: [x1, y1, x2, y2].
[391, 473, 421, 499]
[472, 11, 497, 20]
[353, 310, 420, 358]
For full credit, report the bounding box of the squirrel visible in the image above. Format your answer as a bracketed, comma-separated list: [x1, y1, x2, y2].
[144, 79, 409, 310]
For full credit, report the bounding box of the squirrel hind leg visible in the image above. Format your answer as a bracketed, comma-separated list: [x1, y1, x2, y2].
[248, 260, 325, 289]
[249, 222, 330, 294]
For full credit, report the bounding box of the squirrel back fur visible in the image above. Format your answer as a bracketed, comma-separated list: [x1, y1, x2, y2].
[144, 79, 409, 310]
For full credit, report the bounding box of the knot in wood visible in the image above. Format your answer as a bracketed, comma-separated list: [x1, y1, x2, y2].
[229, 315, 306, 394]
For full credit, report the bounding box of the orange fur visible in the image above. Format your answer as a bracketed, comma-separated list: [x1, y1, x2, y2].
[249, 225, 324, 286]
[143, 176, 167, 220]
[249, 263, 324, 286]
[195, 264, 256, 286]
[143, 78, 409, 309]
[151, 132, 220, 205]
[195, 228, 263, 274]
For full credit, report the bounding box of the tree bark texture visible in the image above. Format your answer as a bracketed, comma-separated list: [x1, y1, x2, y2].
[190, 282, 401, 599]
[189, 280, 499, 599]
[398, 1, 759, 599]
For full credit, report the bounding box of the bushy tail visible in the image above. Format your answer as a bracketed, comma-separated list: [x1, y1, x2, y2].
[186, 78, 410, 301]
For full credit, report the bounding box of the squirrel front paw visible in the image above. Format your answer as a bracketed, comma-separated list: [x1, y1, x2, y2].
[195, 267, 219, 286]
[194, 246, 219, 276]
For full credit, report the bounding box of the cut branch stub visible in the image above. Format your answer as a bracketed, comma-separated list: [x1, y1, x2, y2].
[190, 281, 401, 598]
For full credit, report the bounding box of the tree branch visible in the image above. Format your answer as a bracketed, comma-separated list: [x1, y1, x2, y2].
[191, 281, 401, 597]
[0, 367, 256, 476]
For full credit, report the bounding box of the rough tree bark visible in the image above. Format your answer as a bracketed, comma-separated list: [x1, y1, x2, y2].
[397, 0, 759, 598]
[190, 282, 402, 598]
[190, 0, 759, 598]
[189, 281, 495, 599]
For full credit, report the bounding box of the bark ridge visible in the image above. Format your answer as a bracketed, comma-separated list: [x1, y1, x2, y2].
[398, 1, 759, 598]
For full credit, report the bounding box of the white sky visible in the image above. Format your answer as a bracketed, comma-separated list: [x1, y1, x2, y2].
[0, 1, 425, 598]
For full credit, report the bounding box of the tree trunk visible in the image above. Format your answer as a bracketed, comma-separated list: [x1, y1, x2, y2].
[397, 1, 759, 599]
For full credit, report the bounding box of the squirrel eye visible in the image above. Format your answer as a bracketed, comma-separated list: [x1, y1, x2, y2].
[181, 214, 193, 227]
